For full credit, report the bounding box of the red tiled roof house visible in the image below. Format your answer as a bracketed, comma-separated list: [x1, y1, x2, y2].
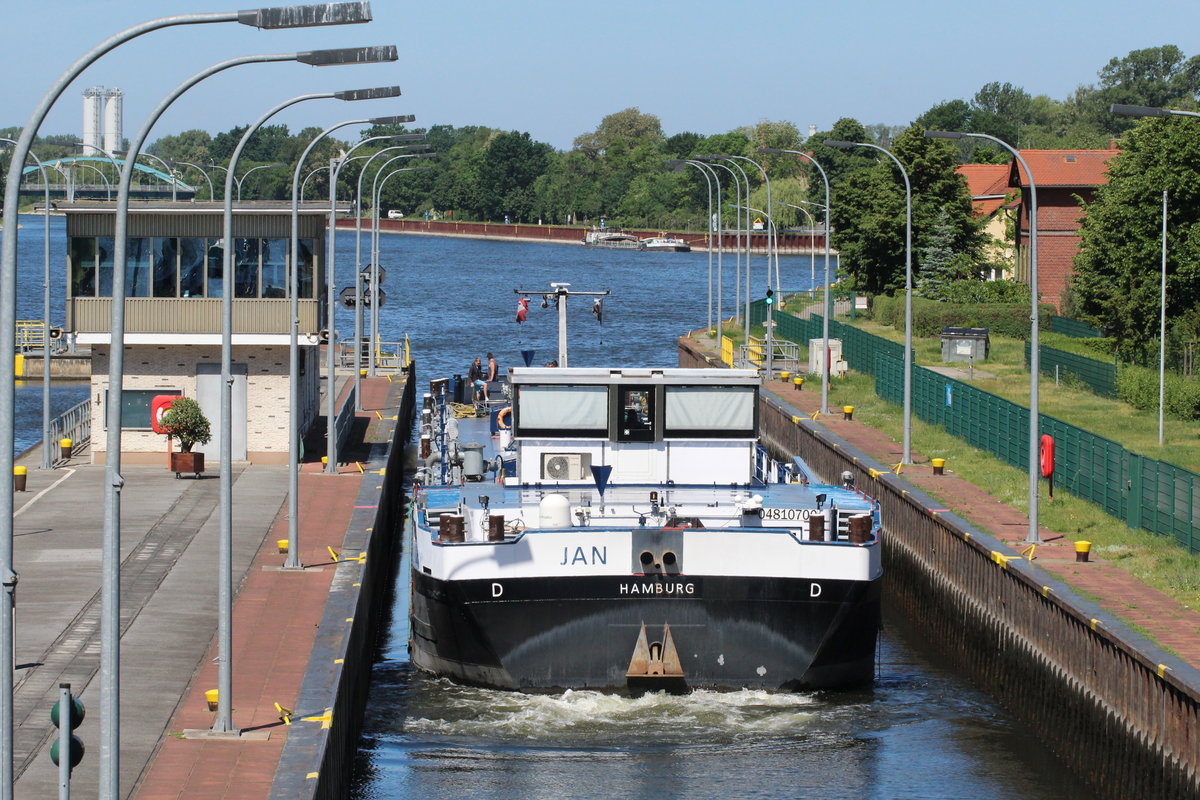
[1008, 149, 1119, 310]
[956, 163, 1015, 279]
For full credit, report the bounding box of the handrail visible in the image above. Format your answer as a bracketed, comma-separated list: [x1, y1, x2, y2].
[48, 399, 91, 450]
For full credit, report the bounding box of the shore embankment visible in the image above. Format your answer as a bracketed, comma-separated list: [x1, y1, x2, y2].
[336, 217, 827, 254]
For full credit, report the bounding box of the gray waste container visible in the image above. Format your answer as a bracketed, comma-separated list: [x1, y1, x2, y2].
[940, 327, 989, 362]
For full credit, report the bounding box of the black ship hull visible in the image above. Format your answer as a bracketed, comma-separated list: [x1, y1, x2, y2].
[409, 571, 881, 692]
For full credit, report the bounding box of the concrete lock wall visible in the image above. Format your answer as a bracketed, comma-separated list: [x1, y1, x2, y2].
[678, 336, 1200, 800]
[270, 370, 417, 800]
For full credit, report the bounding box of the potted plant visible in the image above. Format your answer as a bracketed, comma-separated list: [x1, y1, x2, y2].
[162, 396, 211, 478]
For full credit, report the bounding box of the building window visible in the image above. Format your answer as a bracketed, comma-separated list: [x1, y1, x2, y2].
[105, 388, 181, 430]
[70, 235, 317, 299]
[70, 237, 96, 296]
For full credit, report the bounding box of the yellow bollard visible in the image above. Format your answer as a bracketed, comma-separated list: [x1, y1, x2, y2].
[205, 689, 219, 711]
[931, 458, 945, 475]
[1075, 540, 1092, 563]
[60, 438, 73, 460]
[793, 377, 804, 391]
[277, 539, 289, 554]
[13, 466, 26, 492]
[780, 370, 790, 381]
[842, 405, 854, 421]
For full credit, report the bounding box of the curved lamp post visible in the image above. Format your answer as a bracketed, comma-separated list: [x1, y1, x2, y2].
[325, 129, 420, 470]
[824, 140, 912, 462]
[666, 158, 716, 335]
[284, 105, 408, 570]
[73, 161, 112, 199]
[697, 159, 742, 332]
[697, 155, 753, 341]
[352, 141, 429, 386]
[0, 140, 53, 472]
[300, 164, 330, 202]
[733, 203, 780, 375]
[759, 147, 834, 415]
[235, 161, 287, 200]
[216, 69, 398, 739]
[367, 152, 437, 376]
[1110, 104, 1197, 448]
[174, 160, 214, 200]
[0, 7, 378, 796]
[119, 150, 178, 200]
[925, 129, 1041, 544]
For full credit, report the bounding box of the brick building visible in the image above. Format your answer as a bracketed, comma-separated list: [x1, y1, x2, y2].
[1008, 149, 1119, 310]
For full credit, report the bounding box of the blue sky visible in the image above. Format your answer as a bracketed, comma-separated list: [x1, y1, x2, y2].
[1, 0, 1195, 150]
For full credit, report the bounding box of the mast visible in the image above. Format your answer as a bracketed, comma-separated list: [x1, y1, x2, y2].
[514, 282, 609, 367]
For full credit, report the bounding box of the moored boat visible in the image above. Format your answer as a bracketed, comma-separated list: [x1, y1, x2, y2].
[409, 365, 882, 694]
[581, 227, 641, 249]
[640, 234, 691, 252]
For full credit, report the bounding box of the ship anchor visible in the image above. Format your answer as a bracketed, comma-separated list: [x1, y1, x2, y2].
[626, 623, 688, 695]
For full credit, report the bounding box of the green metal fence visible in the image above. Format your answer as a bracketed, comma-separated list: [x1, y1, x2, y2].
[1025, 342, 1118, 399]
[875, 352, 1199, 554]
[1050, 315, 1103, 338]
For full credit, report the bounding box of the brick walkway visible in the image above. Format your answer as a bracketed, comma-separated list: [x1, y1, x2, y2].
[131, 376, 398, 799]
[763, 377, 1200, 668]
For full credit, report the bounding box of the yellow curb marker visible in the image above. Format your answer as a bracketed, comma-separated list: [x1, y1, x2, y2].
[1041, 586, 1052, 597]
[302, 708, 333, 729]
[1158, 664, 1170, 678]
[1090, 619, 1100, 631]
[274, 702, 293, 726]
[307, 773, 319, 780]
[327, 546, 340, 562]
[334, 658, 344, 664]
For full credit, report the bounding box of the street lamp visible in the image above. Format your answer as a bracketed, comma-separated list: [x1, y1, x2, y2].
[1110, 103, 1200, 120]
[0, 140, 53, 473]
[824, 140, 912, 461]
[926, 129, 1041, 544]
[235, 162, 287, 200]
[216, 72, 399, 737]
[733, 203, 780, 375]
[666, 158, 717, 335]
[759, 147, 835, 415]
[285, 105, 409, 571]
[368, 153, 437, 375]
[73, 162, 112, 199]
[353, 141, 429, 384]
[0, 6, 379, 796]
[117, 150, 179, 200]
[697, 155, 754, 341]
[174, 160, 214, 200]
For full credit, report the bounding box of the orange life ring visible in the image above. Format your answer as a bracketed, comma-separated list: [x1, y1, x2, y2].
[496, 406, 512, 429]
[1039, 434, 1055, 478]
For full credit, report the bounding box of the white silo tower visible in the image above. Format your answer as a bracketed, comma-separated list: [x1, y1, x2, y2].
[102, 89, 123, 155]
[82, 87, 105, 154]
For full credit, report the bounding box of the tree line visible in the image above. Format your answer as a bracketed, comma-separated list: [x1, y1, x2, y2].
[2, 44, 1198, 362]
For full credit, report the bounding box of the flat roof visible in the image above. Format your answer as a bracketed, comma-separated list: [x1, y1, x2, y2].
[509, 367, 761, 386]
[55, 200, 347, 215]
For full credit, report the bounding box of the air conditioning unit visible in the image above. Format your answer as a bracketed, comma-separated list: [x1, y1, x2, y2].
[542, 452, 589, 481]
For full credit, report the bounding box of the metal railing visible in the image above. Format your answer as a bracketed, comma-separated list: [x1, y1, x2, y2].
[48, 399, 91, 450]
[337, 339, 409, 371]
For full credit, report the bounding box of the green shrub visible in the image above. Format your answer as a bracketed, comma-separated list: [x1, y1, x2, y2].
[871, 294, 1053, 339]
[1117, 363, 1200, 420]
[1041, 332, 1118, 360]
[162, 396, 212, 453]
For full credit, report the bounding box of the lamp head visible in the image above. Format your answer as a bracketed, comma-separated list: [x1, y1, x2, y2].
[296, 45, 397, 66]
[923, 130, 967, 139]
[821, 140, 856, 149]
[369, 117, 418, 127]
[334, 86, 401, 101]
[757, 147, 787, 154]
[1109, 103, 1169, 118]
[239, 2, 372, 28]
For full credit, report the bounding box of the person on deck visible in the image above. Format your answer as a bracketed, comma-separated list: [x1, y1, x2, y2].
[468, 356, 488, 401]
[486, 352, 498, 383]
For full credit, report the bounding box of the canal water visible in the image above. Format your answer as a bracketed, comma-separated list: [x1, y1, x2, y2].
[339, 232, 1092, 799]
[7, 216, 1090, 797]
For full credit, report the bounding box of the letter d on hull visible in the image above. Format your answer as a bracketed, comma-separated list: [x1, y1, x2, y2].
[492, 583, 503, 598]
[810, 582, 822, 598]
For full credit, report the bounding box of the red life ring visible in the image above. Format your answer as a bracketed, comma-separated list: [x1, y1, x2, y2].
[151, 395, 177, 434]
[496, 406, 512, 429]
[1039, 434, 1055, 479]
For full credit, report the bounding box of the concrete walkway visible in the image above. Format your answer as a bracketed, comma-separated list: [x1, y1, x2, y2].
[8, 374, 405, 798]
[763, 376, 1200, 668]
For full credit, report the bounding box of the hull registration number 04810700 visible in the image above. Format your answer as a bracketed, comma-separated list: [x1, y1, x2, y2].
[761, 507, 814, 521]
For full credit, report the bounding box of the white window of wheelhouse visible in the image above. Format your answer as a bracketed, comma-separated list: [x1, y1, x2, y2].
[515, 385, 608, 437]
[663, 386, 756, 438]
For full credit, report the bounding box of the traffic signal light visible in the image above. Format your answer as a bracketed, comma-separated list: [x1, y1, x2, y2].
[50, 684, 85, 770]
[765, 289, 774, 306]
